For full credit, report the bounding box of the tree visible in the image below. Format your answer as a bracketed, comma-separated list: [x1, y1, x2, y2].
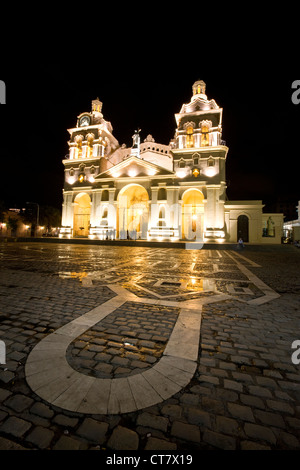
[6, 217, 18, 236]
[39, 206, 61, 232]
[0, 201, 6, 223]
[22, 205, 61, 234]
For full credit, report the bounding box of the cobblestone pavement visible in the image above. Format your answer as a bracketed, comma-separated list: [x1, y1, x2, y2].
[0, 241, 299, 450]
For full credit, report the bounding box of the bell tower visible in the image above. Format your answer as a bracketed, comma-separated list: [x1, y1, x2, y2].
[60, 98, 120, 238]
[170, 80, 229, 241]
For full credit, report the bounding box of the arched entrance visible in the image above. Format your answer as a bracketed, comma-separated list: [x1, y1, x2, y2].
[182, 189, 204, 240]
[73, 193, 91, 237]
[117, 184, 149, 239]
[237, 215, 249, 242]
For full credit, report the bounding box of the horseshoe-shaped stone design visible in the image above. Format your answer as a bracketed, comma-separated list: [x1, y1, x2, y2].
[25, 250, 280, 415]
[25, 285, 202, 414]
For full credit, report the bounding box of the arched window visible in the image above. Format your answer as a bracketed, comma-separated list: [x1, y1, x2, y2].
[157, 187, 166, 200]
[100, 207, 108, 226]
[158, 206, 166, 227]
[87, 134, 94, 158]
[101, 190, 109, 201]
[75, 136, 83, 158]
[159, 207, 165, 219]
[186, 126, 194, 148]
[201, 125, 209, 146]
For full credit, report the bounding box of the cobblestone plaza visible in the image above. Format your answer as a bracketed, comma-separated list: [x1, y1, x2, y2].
[0, 241, 299, 450]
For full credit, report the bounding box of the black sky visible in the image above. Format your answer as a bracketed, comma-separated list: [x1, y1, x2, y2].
[0, 11, 299, 218]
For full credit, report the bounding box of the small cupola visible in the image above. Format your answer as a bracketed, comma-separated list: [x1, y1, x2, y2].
[192, 80, 207, 100]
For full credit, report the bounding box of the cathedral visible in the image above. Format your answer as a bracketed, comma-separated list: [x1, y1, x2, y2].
[60, 81, 283, 244]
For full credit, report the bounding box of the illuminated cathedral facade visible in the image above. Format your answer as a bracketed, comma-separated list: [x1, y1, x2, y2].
[60, 81, 283, 244]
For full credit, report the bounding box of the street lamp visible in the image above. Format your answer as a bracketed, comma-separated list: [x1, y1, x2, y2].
[26, 202, 39, 237]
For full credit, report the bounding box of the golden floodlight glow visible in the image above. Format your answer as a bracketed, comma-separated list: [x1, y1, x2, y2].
[176, 170, 186, 178]
[128, 169, 137, 177]
[193, 168, 200, 177]
[67, 176, 76, 185]
[205, 167, 217, 177]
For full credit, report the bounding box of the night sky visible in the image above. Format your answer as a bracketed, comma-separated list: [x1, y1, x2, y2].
[0, 14, 299, 219]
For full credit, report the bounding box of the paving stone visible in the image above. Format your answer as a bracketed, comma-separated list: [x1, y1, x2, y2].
[139, 340, 155, 349]
[107, 425, 139, 450]
[180, 393, 199, 405]
[30, 402, 54, 419]
[143, 355, 157, 364]
[53, 435, 87, 450]
[203, 430, 236, 450]
[26, 426, 54, 449]
[201, 397, 225, 414]
[137, 412, 168, 433]
[4, 394, 34, 413]
[76, 418, 109, 444]
[161, 404, 182, 419]
[215, 415, 242, 437]
[240, 440, 271, 450]
[131, 360, 149, 369]
[240, 394, 265, 410]
[244, 423, 277, 445]
[256, 376, 278, 388]
[186, 407, 211, 427]
[248, 385, 273, 398]
[53, 414, 79, 428]
[0, 370, 15, 383]
[0, 416, 32, 438]
[111, 356, 129, 366]
[0, 388, 12, 401]
[95, 363, 113, 374]
[232, 371, 254, 383]
[114, 366, 132, 376]
[266, 400, 294, 414]
[254, 410, 286, 428]
[144, 436, 177, 450]
[224, 379, 243, 392]
[199, 374, 220, 386]
[171, 421, 201, 443]
[227, 403, 255, 423]
[0, 436, 28, 450]
[216, 388, 239, 403]
[278, 432, 300, 449]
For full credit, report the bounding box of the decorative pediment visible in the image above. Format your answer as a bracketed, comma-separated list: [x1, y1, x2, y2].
[95, 156, 175, 180]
